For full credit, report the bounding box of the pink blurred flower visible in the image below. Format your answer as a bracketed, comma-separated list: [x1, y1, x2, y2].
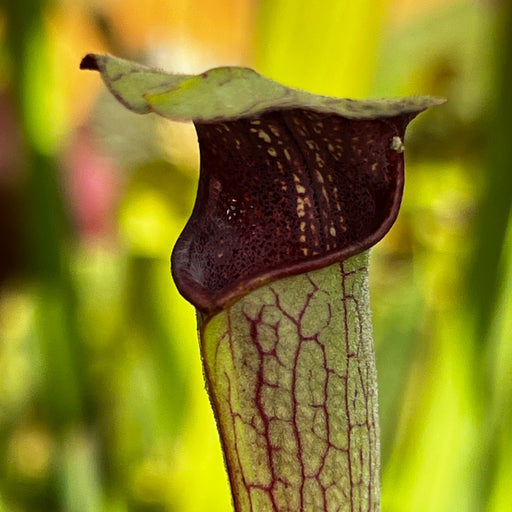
[64, 127, 122, 240]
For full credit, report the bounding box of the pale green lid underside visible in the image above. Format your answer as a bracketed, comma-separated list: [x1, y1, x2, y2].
[85, 54, 445, 123]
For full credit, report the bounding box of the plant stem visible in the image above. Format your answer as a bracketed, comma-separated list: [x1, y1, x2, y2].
[201, 252, 380, 512]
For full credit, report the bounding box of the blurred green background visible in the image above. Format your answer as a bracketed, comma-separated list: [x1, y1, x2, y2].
[0, 0, 511, 511]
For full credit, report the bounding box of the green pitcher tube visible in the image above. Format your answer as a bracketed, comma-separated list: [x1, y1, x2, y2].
[201, 253, 378, 511]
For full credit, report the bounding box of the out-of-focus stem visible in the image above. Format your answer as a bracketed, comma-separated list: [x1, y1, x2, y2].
[201, 252, 380, 512]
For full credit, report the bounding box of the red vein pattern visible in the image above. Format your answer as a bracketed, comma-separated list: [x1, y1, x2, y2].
[201, 252, 379, 512]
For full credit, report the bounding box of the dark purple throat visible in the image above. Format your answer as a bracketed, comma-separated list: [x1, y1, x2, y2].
[172, 108, 413, 313]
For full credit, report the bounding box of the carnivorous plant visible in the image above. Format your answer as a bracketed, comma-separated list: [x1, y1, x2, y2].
[81, 53, 443, 512]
